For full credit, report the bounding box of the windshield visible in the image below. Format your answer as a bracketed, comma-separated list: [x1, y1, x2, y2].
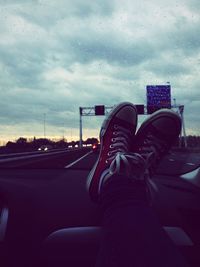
[0, 0, 199, 173]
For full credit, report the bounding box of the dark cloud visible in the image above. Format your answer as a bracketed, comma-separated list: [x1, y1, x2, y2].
[0, 0, 200, 139]
[146, 61, 190, 76]
[68, 37, 156, 67]
[168, 22, 200, 55]
[148, 9, 200, 57]
[7, 0, 115, 30]
[185, 0, 200, 11]
[0, 47, 44, 89]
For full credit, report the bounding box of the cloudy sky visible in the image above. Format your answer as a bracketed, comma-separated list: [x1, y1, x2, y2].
[0, 0, 200, 143]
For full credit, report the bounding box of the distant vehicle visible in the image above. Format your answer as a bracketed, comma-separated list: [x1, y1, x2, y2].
[38, 145, 53, 151]
[92, 143, 100, 153]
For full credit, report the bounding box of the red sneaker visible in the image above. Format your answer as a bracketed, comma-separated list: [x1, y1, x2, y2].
[87, 102, 138, 202]
[134, 109, 182, 176]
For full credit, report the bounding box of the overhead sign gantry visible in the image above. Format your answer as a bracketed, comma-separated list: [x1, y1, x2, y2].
[79, 85, 187, 148]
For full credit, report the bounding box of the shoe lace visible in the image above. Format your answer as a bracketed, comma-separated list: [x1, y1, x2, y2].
[98, 152, 147, 195]
[105, 124, 132, 165]
[138, 133, 168, 174]
[109, 152, 147, 181]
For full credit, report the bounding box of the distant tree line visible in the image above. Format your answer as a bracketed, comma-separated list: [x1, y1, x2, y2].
[0, 135, 200, 153]
[0, 137, 98, 153]
[185, 135, 200, 147]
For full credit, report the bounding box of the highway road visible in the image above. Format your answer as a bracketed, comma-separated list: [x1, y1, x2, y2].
[0, 145, 198, 179]
[0, 146, 199, 172]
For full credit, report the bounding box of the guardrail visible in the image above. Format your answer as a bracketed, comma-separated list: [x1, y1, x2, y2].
[0, 148, 90, 168]
[0, 148, 69, 160]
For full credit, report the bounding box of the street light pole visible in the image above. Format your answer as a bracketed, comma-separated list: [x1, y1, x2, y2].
[62, 123, 65, 140]
[79, 107, 83, 148]
[44, 113, 46, 139]
[173, 98, 177, 108]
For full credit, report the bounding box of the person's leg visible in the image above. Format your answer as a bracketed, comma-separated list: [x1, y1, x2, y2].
[87, 102, 189, 267]
[96, 173, 189, 267]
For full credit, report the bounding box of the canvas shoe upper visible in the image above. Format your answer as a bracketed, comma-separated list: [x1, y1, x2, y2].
[87, 102, 138, 202]
[133, 109, 182, 176]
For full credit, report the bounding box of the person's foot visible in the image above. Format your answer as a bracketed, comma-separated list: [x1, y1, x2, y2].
[87, 102, 138, 202]
[133, 109, 182, 176]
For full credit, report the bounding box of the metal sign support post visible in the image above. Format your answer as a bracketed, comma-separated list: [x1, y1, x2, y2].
[172, 104, 187, 148]
[178, 105, 187, 148]
[79, 108, 83, 148]
[79, 106, 113, 148]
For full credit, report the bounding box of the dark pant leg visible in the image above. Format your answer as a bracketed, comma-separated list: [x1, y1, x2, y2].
[96, 174, 189, 267]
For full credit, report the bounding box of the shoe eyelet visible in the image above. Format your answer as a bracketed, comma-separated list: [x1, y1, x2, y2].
[107, 152, 112, 156]
[114, 124, 118, 129]
[111, 138, 115, 142]
[113, 131, 118, 136]
[105, 160, 109, 164]
[110, 144, 114, 148]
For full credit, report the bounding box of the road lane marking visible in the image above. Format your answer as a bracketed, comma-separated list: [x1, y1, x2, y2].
[64, 151, 92, 168]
